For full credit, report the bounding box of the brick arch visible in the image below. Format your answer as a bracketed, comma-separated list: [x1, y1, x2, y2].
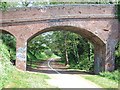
[0, 29, 16, 65]
[0, 29, 16, 39]
[1, 4, 118, 74]
[27, 26, 105, 47]
[27, 25, 106, 74]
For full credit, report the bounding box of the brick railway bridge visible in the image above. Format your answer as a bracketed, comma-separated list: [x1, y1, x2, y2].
[0, 4, 119, 74]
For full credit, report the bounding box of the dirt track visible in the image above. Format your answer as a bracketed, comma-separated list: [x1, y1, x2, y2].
[27, 59, 102, 89]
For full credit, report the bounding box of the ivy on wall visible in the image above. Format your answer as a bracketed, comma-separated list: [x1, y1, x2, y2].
[0, 2, 9, 11]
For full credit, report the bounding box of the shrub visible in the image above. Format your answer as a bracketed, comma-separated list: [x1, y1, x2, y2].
[0, 42, 15, 89]
[100, 70, 119, 82]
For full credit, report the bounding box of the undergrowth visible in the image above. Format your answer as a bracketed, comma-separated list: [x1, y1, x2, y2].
[0, 41, 56, 89]
[99, 70, 119, 82]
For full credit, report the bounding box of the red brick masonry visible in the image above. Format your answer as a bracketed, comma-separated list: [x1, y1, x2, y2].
[0, 4, 119, 74]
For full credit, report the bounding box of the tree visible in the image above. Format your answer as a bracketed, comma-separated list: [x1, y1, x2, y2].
[41, 30, 94, 71]
[115, 42, 120, 69]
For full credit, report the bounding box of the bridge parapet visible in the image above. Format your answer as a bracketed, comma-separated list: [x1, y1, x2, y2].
[0, 4, 119, 74]
[0, 4, 117, 24]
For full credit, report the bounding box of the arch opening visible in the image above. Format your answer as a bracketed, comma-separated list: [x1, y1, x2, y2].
[28, 26, 105, 47]
[0, 29, 16, 65]
[26, 26, 105, 74]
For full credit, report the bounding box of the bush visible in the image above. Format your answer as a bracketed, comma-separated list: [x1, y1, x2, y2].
[0, 43, 15, 89]
[99, 70, 119, 82]
[44, 49, 53, 57]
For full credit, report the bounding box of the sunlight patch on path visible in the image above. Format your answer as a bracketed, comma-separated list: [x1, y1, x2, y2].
[48, 59, 61, 74]
[47, 74, 102, 88]
[46, 59, 103, 89]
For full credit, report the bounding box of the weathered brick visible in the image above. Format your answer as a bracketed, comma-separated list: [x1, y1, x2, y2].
[0, 4, 119, 74]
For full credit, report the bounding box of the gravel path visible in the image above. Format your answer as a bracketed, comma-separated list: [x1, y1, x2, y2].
[47, 74, 102, 88]
[27, 59, 103, 89]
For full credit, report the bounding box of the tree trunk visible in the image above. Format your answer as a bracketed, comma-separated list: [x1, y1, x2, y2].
[73, 38, 79, 64]
[64, 32, 69, 66]
[72, 44, 78, 64]
[65, 49, 69, 66]
[88, 42, 91, 61]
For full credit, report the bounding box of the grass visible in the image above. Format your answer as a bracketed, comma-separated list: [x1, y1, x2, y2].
[99, 71, 119, 82]
[4, 70, 55, 88]
[49, 59, 119, 89]
[1, 59, 58, 89]
[0, 39, 119, 89]
[0, 41, 58, 89]
[82, 74, 118, 89]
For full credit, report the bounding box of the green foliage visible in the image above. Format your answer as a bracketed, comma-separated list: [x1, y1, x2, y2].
[44, 49, 53, 57]
[0, 2, 9, 11]
[1, 33, 16, 62]
[38, 31, 94, 71]
[27, 50, 37, 60]
[37, 52, 48, 59]
[0, 41, 15, 89]
[115, 42, 120, 70]
[51, 53, 61, 59]
[21, 2, 31, 7]
[0, 2, 18, 11]
[0, 34, 55, 89]
[0, 33, 16, 89]
[27, 34, 52, 62]
[0, 1, 118, 11]
[99, 70, 119, 82]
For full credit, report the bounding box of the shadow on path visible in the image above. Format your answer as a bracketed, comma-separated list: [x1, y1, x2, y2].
[27, 60, 94, 75]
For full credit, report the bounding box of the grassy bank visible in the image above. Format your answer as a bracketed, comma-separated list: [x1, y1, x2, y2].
[4, 70, 53, 88]
[51, 59, 118, 89]
[82, 73, 118, 89]
[0, 42, 57, 89]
